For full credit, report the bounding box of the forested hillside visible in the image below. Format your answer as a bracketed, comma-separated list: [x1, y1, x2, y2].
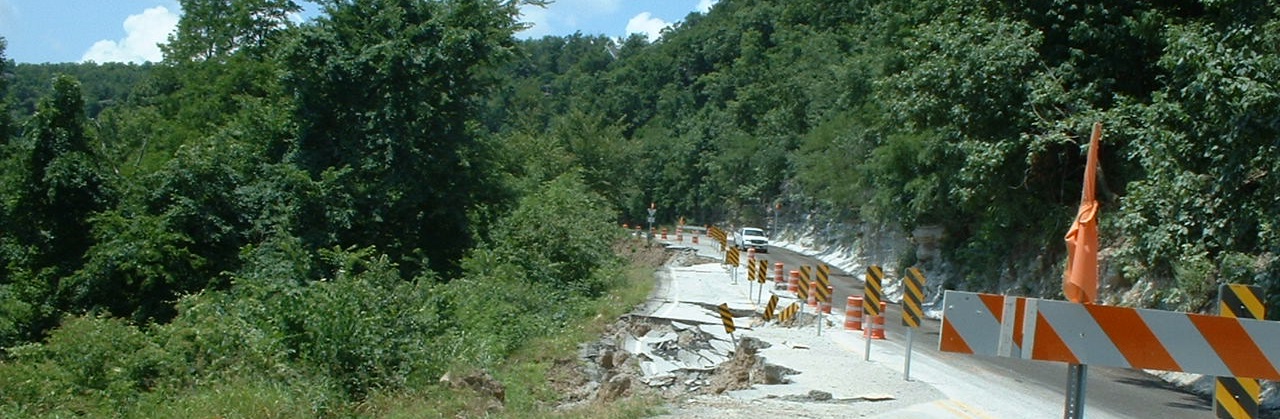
[6, 62, 153, 119]
[1, 0, 1278, 416]
[490, 0, 1280, 315]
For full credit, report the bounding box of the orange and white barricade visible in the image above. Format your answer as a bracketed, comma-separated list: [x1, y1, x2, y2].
[845, 296, 863, 331]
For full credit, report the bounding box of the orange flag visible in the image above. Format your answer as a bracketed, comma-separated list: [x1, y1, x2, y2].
[1064, 123, 1102, 304]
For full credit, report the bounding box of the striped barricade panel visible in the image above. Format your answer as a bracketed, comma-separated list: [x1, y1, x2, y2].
[757, 260, 768, 284]
[940, 291, 1280, 381]
[939, 291, 1023, 357]
[1025, 300, 1280, 380]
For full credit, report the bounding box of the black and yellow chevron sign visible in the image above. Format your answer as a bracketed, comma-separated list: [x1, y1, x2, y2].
[778, 302, 800, 324]
[796, 266, 810, 302]
[902, 267, 926, 328]
[816, 264, 830, 286]
[709, 226, 727, 246]
[718, 303, 735, 334]
[763, 294, 779, 321]
[815, 264, 831, 303]
[1215, 283, 1265, 419]
[864, 265, 884, 317]
[747, 259, 758, 282]
[725, 246, 740, 266]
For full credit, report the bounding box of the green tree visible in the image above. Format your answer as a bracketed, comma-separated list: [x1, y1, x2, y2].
[1, 75, 114, 342]
[10, 76, 113, 281]
[163, 0, 301, 62]
[282, 0, 526, 276]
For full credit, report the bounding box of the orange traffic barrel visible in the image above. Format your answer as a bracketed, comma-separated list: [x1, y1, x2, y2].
[788, 270, 799, 295]
[866, 301, 887, 339]
[845, 296, 863, 331]
[807, 281, 817, 308]
[821, 286, 834, 314]
[774, 262, 785, 288]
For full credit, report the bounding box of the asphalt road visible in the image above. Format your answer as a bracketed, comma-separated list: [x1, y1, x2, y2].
[761, 245, 1215, 418]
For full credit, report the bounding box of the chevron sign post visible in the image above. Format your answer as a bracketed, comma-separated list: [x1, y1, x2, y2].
[940, 290, 1280, 384]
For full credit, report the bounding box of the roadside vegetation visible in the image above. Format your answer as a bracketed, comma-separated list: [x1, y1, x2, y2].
[2, 0, 1279, 415]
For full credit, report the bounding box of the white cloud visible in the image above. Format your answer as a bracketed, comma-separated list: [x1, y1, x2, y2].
[517, 0, 620, 39]
[81, 6, 179, 63]
[517, 4, 552, 38]
[625, 12, 670, 41]
[696, 0, 718, 13]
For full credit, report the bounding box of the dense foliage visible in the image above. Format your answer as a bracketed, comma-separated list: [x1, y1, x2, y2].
[491, 0, 1280, 314]
[2, 0, 1279, 415]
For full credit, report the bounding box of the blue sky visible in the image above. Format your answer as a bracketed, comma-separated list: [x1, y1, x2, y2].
[0, 0, 717, 64]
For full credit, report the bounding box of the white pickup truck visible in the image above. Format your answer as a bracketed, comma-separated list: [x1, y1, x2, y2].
[733, 227, 769, 253]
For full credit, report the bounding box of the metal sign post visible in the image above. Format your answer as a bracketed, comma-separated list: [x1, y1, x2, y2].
[901, 267, 926, 380]
[816, 290, 823, 336]
[905, 328, 916, 380]
[646, 203, 656, 245]
[1065, 364, 1087, 419]
[756, 260, 767, 304]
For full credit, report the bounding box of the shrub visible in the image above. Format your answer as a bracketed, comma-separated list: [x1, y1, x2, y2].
[485, 173, 621, 298]
[0, 315, 179, 416]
